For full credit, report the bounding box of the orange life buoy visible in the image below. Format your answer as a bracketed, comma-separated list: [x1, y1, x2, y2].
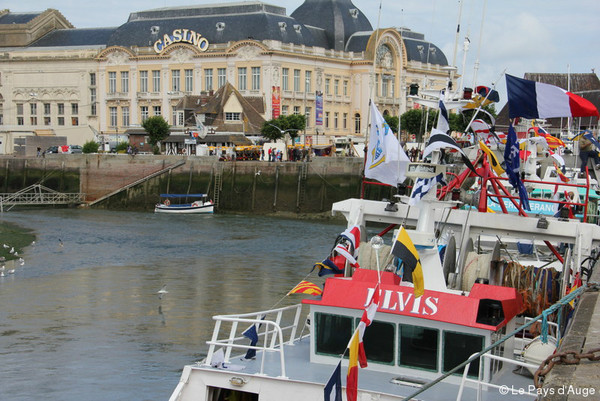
[164, 199, 171, 206]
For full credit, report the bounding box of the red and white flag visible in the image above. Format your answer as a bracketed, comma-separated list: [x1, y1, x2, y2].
[347, 285, 380, 401]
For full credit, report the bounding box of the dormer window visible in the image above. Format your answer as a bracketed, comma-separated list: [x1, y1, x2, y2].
[349, 9, 359, 19]
[150, 26, 160, 34]
[278, 22, 287, 31]
[216, 22, 226, 31]
[225, 112, 241, 121]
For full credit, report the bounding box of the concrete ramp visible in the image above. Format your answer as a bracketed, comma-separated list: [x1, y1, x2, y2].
[86, 160, 185, 207]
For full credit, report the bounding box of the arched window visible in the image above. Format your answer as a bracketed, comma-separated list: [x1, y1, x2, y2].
[354, 113, 361, 134]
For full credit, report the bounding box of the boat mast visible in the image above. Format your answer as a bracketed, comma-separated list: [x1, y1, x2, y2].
[449, 0, 464, 95]
[472, 0, 488, 87]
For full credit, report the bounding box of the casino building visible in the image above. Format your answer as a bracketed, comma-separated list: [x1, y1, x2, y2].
[0, 0, 452, 155]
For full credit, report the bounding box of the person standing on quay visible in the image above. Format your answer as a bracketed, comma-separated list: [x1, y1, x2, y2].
[579, 128, 600, 172]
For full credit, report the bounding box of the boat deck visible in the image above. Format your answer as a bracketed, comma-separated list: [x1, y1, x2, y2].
[189, 336, 536, 400]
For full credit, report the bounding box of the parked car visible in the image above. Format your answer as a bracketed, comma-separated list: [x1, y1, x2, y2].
[70, 145, 83, 154]
[45, 146, 59, 154]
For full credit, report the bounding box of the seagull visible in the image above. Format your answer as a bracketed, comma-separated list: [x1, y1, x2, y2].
[14, 251, 18, 257]
[157, 284, 168, 299]
[255, 170, 261, 176]
[19, 258, 25, 266]
[7, 269, 14, 274]
[267, 123, 300, 135]
[59, 239, 64, 248]
[3, 244, 8, 248]
[9, 247, 14, 254]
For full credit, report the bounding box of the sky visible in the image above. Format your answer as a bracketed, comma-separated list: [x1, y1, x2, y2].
[9, 0, 600, 109]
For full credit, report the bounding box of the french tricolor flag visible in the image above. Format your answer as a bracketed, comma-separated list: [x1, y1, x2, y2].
[506, 74, 599, 119]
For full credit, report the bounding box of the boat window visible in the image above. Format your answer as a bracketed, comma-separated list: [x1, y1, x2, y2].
[315, 313, 353, 356]
[207, 387, 258, 401]
[361, 320, 395, 364]
[398, 324, 439, 371]
[443, 331, 484, 377]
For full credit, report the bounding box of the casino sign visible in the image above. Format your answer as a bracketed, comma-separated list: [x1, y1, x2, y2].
[153, 29, 210, 53]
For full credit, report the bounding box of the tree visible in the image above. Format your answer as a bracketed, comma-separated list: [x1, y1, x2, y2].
[400, 109, 437, 141]
[384, 115, 399, 134]
[286, 114, 306, 142]
[260, 115, 305, 142]
[142, 116, 170, 147]
[82, 140, 99, 153]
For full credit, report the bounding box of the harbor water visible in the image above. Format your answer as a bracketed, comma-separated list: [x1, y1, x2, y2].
[0, 209, 344, 401]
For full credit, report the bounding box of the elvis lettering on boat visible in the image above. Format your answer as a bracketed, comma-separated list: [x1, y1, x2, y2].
[365, 287, 439, 316]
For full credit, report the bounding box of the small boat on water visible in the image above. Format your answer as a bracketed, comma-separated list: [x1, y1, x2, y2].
[154, 194, 214, 214]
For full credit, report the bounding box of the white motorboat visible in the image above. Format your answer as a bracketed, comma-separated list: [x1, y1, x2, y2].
[154, 194, 214, 214]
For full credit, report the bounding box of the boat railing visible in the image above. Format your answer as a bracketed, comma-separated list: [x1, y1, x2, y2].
[456, 352, 539, 400]
[484, 169, 592, 222]
[204, 303, 304, 378]
[515, 317, 559, 356]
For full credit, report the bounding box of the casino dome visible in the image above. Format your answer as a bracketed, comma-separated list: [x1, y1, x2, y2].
[291, 0, 373, 51]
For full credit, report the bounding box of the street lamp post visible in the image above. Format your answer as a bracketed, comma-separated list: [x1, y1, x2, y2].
[303, 77, 311, 149]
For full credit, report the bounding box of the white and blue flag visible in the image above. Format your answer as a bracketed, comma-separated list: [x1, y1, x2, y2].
[365, 101, 409, 186]
[408, 173, 446, 206]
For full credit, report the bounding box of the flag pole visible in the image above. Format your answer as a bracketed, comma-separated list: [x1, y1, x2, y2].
[362, 0, 384, 197]
[463, 68, 506, 135]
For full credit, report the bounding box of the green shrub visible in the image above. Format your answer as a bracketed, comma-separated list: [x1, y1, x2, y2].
[115, 141, 129, 153]
[82, 140, 100, 153]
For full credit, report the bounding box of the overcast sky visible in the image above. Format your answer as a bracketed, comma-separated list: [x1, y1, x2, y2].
[10, 0, 600, 108]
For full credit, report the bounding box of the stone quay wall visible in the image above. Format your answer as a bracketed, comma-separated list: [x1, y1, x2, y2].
[0, 154, 394, 214]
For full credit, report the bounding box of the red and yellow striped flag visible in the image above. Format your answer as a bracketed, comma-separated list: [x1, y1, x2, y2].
[287, 281, 322, 296]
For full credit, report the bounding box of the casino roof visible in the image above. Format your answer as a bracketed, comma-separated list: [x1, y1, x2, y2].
[1, 1, 448, 66]
[106, 1, 326, 49]
[0, 11, 42, 25]
[30, 27, 117, 47]
[290, 0, 372, 51]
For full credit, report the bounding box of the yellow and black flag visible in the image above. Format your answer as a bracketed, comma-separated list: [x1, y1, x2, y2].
[479, 140, 505, 176]
[391, 227, 424, 298]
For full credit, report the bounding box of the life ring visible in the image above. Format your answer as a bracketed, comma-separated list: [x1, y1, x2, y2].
[164, 199, 171, 206]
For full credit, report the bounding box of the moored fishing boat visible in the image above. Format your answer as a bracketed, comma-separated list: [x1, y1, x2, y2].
[154, 194, 214, 214]
[168, 157, 600, 401]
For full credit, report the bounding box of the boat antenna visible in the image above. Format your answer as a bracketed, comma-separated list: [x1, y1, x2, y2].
[472, 0, 488, 87]
[451, 0, 464, 72]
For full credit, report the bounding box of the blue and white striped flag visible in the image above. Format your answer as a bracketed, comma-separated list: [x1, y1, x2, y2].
[324, 361, 342, 401]
[408, 173, 446, 206]
[436, 99, 450, 134]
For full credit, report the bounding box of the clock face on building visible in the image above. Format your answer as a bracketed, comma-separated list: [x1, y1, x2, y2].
[376, 44, 393, 69]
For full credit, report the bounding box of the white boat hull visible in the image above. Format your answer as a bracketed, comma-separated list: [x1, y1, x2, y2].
[154, 203, 214, 214]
